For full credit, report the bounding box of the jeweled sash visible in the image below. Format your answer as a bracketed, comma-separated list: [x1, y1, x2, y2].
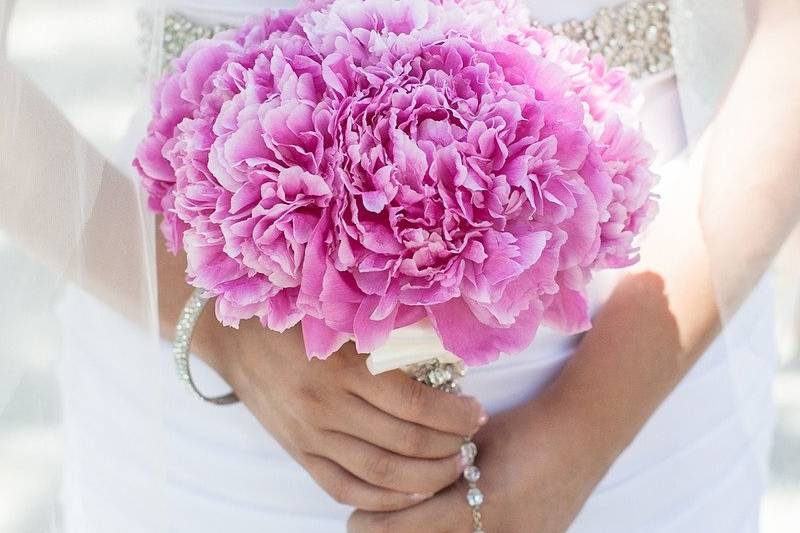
[145, 0, 673, 79]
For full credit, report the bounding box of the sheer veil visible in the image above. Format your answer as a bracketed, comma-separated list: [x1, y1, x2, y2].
[671, 0, 799, 360]
[1, 1, 167, 530]
[0, 0, 797, 531]
[663, 0, 799, 488]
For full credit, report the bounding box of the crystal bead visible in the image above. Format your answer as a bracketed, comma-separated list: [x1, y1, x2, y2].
[427, 367, 451, 387]
[461, 441, 478, 466]
[542, 0, 673, 79]
[466, 487, 484, 507]
[464, 465, 481, 483]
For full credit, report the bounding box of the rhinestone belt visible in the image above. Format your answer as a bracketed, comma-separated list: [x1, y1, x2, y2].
[541, 1, 672, 78]
[146, 0, 672, 79]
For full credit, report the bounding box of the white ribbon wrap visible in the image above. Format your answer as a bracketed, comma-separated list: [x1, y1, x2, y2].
[365, 320, 463, 375]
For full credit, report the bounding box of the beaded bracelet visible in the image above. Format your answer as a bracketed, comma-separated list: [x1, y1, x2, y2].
[410, 360, 486, 532]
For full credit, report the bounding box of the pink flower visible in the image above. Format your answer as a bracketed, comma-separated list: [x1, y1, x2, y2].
[134, 0, 658, 365]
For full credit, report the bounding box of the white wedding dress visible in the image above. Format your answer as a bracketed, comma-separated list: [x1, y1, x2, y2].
[57, 1, 778, 532]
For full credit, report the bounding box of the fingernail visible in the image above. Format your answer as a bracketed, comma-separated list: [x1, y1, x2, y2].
[465, 396, 488, 426]
[410, 492, 433, 501]
[477, 407, 488, 427]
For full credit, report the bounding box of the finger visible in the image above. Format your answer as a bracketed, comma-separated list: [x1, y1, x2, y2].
[330, 393, 464, 459]
[348, 484, 467, 533]
[355, 372, 487, 437]
[321, 430, 465, 494]
[300, 453, 432, 512]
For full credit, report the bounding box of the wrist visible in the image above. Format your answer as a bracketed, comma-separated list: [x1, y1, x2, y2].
[215, 317, 306, 397]
[189, 303, 248, 391]
[518, 382, 623, 492]
[479, 397, 613, 531]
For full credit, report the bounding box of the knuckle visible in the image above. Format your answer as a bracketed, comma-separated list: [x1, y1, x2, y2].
[288, 420, 314, 449]
[326, 478, 353, 506]
[400, 425, 430, 456]
[300, 390, 334, 426]
[365, 452, 398, 484]
[299, 385, 325, 410]
[403, 380, 431, 417]
[302, 404, 325, 428]
[334, 349, 361, 376]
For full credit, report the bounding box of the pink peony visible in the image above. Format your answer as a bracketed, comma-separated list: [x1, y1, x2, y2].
[134, 0, 658, 365]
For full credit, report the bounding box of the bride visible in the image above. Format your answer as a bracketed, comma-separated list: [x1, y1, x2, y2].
[1, 0, 798, 531]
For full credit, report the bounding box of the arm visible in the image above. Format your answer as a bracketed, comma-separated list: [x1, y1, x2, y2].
[552, 0, 800, 470]
[348, 1, 800, 530]
[0, 44, 485, 513]
[158, 232, 486, 511]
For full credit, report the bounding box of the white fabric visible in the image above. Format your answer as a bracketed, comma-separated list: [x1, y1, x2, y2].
[57, 264, 778, 533]
[670, 0, 749, 145]
[52, 1, 779, 532]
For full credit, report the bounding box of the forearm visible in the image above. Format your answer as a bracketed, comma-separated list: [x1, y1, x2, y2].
[545, 189, 719, 466]
[0, 61, 94, 269]
[533, 271, 705, 468]
[700, 0, 800, 313]
[0, 54, 257, 382]
[524, 0, 800, 475]
[0, 58, 157, 321]
[0, 64, 250, 379]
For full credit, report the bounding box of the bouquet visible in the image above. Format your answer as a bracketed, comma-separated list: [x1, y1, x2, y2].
[134, 0, 657, 374]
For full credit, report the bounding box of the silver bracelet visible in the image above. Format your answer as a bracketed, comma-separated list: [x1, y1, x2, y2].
[410, 360, 486, 533]
[174, 288, 239, 405]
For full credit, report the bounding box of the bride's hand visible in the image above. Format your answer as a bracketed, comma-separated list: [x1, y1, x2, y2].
[347, 396, 612, 533]
[159, 240, 486, 512]
[215, 321, 487, 513]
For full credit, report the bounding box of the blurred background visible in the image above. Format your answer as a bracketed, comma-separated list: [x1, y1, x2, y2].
[1, 0, 799, 531]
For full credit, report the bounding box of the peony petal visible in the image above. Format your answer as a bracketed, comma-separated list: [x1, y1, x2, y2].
[353, 296, 399, 353]
[543, 282, 592, 333]
[427, 298, 543, 366]
[301, 315, 350, 360]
